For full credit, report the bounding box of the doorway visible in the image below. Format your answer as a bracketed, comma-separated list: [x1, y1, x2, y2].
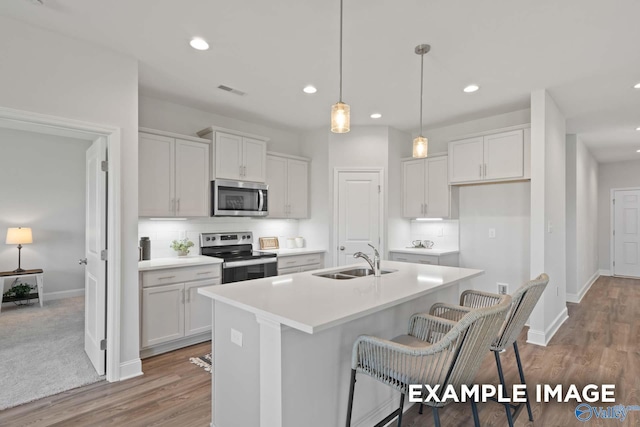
[333, 169, 384, 266]
[612, 188, 640, 278]
[0, 106, 122, 381]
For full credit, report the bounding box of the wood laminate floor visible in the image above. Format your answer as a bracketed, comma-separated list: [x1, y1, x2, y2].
[0, 276, 638, 426]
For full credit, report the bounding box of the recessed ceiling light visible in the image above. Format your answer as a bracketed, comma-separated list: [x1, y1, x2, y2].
[634, 82, 640, 89]
[636, 127, 640, 131]
[303, 85, 317, 94]
[637, 149, 640, 153]
[463, 84, 480, 93]
[190, 38, 209, 51]
[370, 113, 382, 119]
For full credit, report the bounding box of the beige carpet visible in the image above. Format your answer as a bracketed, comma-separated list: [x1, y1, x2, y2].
[0, 296, 104, 410]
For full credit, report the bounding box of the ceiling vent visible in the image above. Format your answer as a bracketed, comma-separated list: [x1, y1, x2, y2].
[217, 85, 246, 96]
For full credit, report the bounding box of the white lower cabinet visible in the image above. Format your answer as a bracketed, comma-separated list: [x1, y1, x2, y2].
[140, 264, 221, 356]
[389, 251, 459, 267]
[277, 253, 324, 275]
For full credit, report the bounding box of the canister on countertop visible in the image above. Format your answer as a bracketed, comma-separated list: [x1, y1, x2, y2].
[140, 237, 151, 260]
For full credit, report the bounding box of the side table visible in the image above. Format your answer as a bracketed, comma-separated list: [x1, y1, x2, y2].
[0, 269, 44, 314]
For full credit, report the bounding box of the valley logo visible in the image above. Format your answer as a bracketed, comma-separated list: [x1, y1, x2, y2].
[575, 403, 640, 422]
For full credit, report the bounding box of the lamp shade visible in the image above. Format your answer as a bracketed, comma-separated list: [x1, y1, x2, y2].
[6, 227, 33, 245]
[331, 102, 350, 133]
[413, 136, 428, 158]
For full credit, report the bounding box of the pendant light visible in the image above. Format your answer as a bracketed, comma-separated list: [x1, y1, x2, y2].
[412, 44, 431, 158]
[331, 0, 350, 133]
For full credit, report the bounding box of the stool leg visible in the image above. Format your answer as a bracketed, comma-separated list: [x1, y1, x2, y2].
[471, 400, 480, 427]
[397, 393, 405, 427]
[494, 351, 514, 427]
[513, 342, 534, 421]
[433, 407, 441, 427]
[418, 403, 423, 414]
[346, 369, 357, 427]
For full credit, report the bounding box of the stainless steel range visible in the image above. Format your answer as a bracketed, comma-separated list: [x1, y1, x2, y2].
[200, 232, 277, 284]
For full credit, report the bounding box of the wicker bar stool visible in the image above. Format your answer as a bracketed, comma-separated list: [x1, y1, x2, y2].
[429, 273, 549, 426]
[345, 294, 512, 427]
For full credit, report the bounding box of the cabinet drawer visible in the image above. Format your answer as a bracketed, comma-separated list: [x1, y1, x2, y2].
[277, 253, 323, 269]
[142, 264, 221, 287]
[277, 266, 301, 275]
[390, 253, 440, 265]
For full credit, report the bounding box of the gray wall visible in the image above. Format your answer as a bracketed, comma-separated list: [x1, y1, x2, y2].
[598, 159, 640, 271]
[0, 129, 91, 297]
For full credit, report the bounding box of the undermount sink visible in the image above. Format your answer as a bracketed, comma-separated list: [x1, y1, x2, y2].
[313, 267, 397, 280]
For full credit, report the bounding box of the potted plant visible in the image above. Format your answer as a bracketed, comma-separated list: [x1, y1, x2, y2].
[3, 283, 36, 304]
[170, 238, 195, 256]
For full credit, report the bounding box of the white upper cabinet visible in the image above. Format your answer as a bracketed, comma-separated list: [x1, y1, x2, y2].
[448, 128, 530, 185]
[139, 130, 210, 217]
[215, 132, 244, 180]
[175, 139, 209, 217]
[402, 156, 450, 218]
[266, 153, 309, 219]
[200, 128, 268, 183]
[139, 133, 175, 217]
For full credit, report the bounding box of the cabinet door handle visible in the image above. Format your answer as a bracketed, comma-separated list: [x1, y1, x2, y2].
[243, 165, 247, 176]
[285, 260, 297, 265]
[419, 260, 433, 264]
[397, 257, 408, 261]
[239, 165, 243, 177]
[479, 164, 482, 177]
[424, 203, 428, 215]
[186, 289, 190, 303]
[157, 276, 176, 280]
[181, 289, 185, 303]
[176, 198, 180, 213]
[484, 163, 487, 177]
[197, 271, 213, 275]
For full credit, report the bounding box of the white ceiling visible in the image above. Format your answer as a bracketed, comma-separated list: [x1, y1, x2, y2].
[2, 0, 640, 162]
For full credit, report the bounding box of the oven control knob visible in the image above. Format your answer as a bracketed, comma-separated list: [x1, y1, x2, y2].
[206, 237, 210, 241]
[212, 237, 216, 241]
[245, 235, 250, 239]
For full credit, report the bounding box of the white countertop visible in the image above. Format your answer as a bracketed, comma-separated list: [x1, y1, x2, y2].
[138, 255, 223, 271]
[199, 261, 482, 334]
[389, 247, 460, 256]
[256, 248, 326, 257]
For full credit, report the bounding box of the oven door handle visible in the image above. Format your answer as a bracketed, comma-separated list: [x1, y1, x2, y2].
[223, 258, 277, 268]
[258, 189, 264, 212]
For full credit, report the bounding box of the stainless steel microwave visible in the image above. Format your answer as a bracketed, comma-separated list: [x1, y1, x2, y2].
[211, 180, 268, 217]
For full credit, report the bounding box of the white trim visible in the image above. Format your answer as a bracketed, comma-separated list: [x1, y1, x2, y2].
[44, 288, 85, 301]
[353, 395, 412, 427]
[332, 168, 385, 267]
[526, 307, 568, 346]
[266, 151, 311, 162]
[599, 269, 612, 276]
[119, 358, 143, 381]
[451, 123, 531, 142]
[139, 127, 211, 144]
[0, 106, 123, 382]
[197, 126, 270, 141]
[566, 271, 599, 304]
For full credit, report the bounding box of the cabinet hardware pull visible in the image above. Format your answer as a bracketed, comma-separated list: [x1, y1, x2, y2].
[158, 276, 176, 280]
[182, 289, 185, 303]
[484, 163, 487, 177]
[285, 260, 296, 265]
[177, 198, 180, 213]
[197, 271, 213, 275]
[239, 165, 243, 177]
[424, 203, 428, 214]
[307, 258, 317, 262]
[186, 289, 190, 303]
[397, 258, 408, 261]
[419, 260, 433, 264]
[479, 164, 482, 177]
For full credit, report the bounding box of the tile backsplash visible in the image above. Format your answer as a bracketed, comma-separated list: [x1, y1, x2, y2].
[409, 220, 459, 249]
[138, 218, 300, 259]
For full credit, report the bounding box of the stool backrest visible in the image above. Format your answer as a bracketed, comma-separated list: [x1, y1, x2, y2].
[492, 273, 549, 350]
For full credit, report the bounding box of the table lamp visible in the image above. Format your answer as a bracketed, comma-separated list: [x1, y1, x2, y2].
[6, 227, 33, 273]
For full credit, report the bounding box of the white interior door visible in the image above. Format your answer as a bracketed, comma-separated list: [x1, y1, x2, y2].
[336, 171, 381, 266]
[614, 189, 640, 278]
[84, 138, 107, 375]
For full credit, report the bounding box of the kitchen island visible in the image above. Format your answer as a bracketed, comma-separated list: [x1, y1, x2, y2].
[199, 260, 483, 427]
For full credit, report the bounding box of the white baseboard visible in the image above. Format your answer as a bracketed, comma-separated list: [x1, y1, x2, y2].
[599, 269, 612, 277]
[353, 394, 414, 427]
[44, 288, 85, 301]
[526, 307, 569, 346]
[119, 358, 143, 381]
[566, 271, 599, 304]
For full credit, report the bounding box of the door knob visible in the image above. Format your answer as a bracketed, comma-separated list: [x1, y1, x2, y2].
[339, 246, 345, 251]
[79, 258, 88, 265]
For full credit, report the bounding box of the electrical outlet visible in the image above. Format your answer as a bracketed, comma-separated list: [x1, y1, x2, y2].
[437, 227, 444, 237]
[497, 283, 508, 295]
[231, 328, 243, 347]
[548, 221, 553, 234]
[489, 228, 496, 239]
